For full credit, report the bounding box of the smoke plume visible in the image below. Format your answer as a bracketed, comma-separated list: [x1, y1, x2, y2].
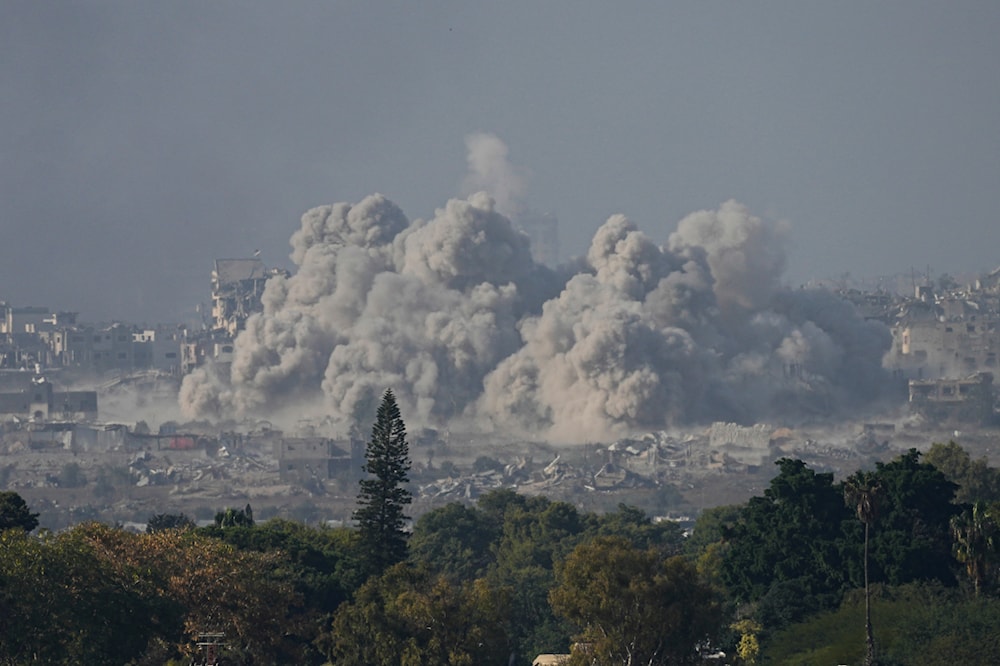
[461, 132, 528, 219]
[179, 145, 894, 442]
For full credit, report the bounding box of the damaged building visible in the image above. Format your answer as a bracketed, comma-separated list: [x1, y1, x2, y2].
[886, 272, 1000, 381]
[0, 373, 98, 423]
[908, 372, 996, 425]
[275, 436, 362, 488]
[707, 422, 775, 468]
[180, 257, 289, 373]
[210, 258, 287, 337]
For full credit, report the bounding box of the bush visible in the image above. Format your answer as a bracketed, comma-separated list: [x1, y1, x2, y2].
[763, 583, 1000, 665]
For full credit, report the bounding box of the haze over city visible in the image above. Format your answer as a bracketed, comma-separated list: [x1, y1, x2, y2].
[3, 2, 999, 324]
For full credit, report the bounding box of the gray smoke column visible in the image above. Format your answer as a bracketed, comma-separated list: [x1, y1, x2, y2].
[461, 132, 528, 219]
[180, 192, 893, 441]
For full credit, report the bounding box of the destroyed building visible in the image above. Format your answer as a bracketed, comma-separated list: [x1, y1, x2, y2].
[1, 301, 185, 377]
[908, 372, 996, 425]
[885, 271, 1000, 381]
[210, 258, 287, 337]
[180, 257, 289, 373]
[275, 436, 362, 487]
[707, 422, 775, 467]
[0, 373, 98, 423]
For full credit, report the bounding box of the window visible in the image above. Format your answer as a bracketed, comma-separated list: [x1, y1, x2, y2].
[165, 352, 177, 359]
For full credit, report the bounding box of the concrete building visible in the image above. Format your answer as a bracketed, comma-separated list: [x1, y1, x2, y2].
[0, 376, 97, 423]
[908, 372, 995, 425]
[275, 436, 361, 486]
[132, 326, 184, 374]
[889, 303, 1000, 380]
[0, 304, 49, 334]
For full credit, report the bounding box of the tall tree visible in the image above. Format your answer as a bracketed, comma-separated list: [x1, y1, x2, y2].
[844, 470, 883, 666]
[354, 388, 412, 574]
[951, 501, 998, 597]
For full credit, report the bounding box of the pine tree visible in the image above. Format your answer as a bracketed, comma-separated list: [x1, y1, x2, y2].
[354, 388, 412, 573]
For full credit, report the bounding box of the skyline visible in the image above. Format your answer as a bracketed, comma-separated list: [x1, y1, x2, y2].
[3, 3, 1000, 323]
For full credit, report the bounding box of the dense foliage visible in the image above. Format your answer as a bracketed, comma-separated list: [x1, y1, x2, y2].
[550, 536, 721, 665]
[2, 441, 1000, 664]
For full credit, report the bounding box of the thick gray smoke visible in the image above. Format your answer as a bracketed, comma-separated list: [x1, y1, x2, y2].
[179, 190, 893, 442]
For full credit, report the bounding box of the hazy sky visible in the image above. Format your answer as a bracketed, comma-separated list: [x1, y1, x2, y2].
[3, 2, 999, 323]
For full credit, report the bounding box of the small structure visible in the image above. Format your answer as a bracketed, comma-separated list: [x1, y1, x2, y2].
[192, 632, 226, 666]
[532, 655, 570, 666]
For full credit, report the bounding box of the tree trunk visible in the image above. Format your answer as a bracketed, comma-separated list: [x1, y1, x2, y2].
[864, 522, 875, 666]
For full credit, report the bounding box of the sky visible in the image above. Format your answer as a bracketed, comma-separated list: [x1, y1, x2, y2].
[3, 2, 999, 324]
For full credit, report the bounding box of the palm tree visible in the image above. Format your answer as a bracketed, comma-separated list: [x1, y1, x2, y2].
[951, 501, 998, 598]
[844, 472, 882, 666]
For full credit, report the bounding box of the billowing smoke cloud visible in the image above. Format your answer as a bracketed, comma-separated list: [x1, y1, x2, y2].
[461, 132, 528, 219]
[179, 145, 894, 442]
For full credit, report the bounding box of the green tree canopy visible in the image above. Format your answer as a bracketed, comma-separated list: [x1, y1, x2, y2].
[0, 525, 182, 665]
[951, 501, 999, 597]
[199, 518, 367, 616]
[214, 503, 255, 528]
[0, 490, 39, 532]
[721, 459, 851, 607]
[410, 502, 500, 581]
[589, 503, 686, 554]
[550, 536, 722, 665]
[924, 441, 1000, 504]
[324, 563, 512, 666]
[865, 449, 959, 587]
[147, 512, 195, 533]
